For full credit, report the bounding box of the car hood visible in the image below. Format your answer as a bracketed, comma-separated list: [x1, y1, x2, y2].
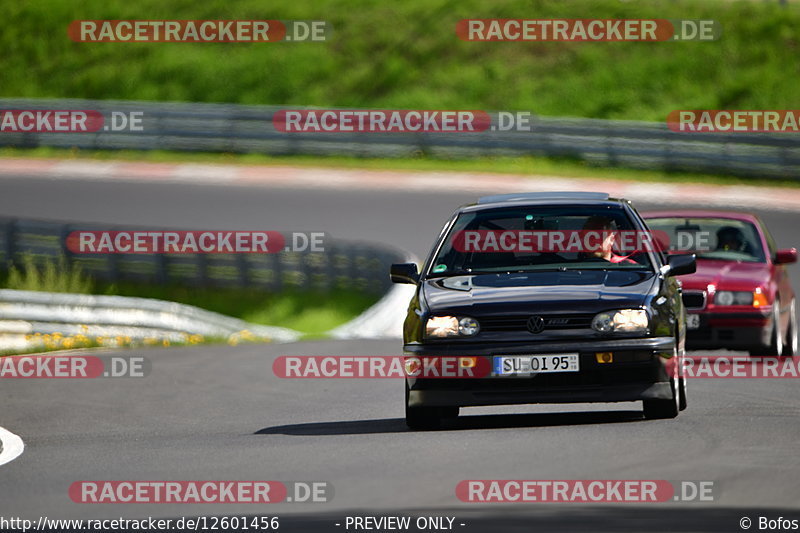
[679, 259, 771, 290]
[423, 270, 657, 316]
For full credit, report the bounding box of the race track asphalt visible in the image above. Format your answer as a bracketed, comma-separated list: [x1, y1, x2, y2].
[0, 173, 798, 532]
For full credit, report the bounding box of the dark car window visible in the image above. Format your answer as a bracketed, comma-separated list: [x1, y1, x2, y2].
[645, 217, 766, 263]
[427, 206, 654, 276]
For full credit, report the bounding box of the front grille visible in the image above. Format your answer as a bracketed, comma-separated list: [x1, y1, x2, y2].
[682, 291, 707, 310]
[480, 314, 595, 332]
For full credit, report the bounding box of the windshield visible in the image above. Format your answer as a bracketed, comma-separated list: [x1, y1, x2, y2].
[645, 217, 765, 263]
[428, 206, 654, 276]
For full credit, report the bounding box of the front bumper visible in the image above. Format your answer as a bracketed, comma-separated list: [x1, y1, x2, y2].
[405, 336, 676, 408]
[408, 382, 673, 408]
[685, 310, 771, 350]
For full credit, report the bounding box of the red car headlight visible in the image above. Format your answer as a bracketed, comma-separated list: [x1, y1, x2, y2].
[715, 289, 768, 307]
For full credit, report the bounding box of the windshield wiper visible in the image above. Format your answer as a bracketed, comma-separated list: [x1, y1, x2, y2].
[431, 267, 594, 276]
[426, 269, 497, 278]
[428, 265, 650, 278]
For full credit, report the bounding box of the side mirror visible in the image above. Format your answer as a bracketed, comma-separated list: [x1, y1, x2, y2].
[390, 263, 419, 284]
[775, 248, 798, 264]
[665, 254, 696, 277]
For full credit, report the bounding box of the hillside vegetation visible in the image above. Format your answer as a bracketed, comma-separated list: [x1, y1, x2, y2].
[2, 0, 798, 120]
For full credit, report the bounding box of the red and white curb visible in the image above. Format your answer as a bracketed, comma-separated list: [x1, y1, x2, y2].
[0, 425, 24, 467]
[2, 158, 800, 212]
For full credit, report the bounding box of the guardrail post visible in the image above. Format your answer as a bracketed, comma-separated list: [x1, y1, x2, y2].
[236, 253, 249, 286]
[270, 251, 284, 292]
[606, 123, 618, 166]
[325, 245, 337, 292]
[60, 224, 74, 270]
[155, 253, 168, 285]
[2, 219, 15, 268]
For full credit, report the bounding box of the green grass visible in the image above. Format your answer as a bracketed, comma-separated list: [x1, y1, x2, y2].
[2, 258, 378, 334]
[6, 255, 94, 293]
[2, 0, 799, 121]
[100, 283, 379, 336]
[3, 146, 800, 189]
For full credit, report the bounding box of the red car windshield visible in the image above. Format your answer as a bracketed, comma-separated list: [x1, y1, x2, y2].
[646, 217, 766, 263]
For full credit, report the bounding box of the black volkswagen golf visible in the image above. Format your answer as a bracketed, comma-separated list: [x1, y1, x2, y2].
[391, 192, 696, 429]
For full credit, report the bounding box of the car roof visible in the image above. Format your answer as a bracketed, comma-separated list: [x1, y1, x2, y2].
[642, 210, 760, 223]
[477, 191, 610, 204]
[464, 191, 628, 212]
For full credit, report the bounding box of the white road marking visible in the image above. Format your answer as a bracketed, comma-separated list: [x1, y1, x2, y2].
[0, 425, 24, 466]
[329, 254, 420, 340]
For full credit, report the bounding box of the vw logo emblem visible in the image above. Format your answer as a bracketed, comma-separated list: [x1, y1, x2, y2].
[527, 316, 545, 334]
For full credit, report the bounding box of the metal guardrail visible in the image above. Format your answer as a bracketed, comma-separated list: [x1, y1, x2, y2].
[0, 288, 301, 345]
[0, 218, 404, 295]
[0, 288, 301, 352]
[1, 98, 799, 179]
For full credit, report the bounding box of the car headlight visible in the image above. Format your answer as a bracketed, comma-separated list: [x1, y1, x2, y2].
[592, 309, 649, 334]
[715, 291, 753, 306]
[458, 317, 480, 336]
[425, 316, 480, 338]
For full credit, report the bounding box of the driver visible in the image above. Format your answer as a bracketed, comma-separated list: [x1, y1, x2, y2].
[716, 226, 747, 252]
[582, 216, 639, 264]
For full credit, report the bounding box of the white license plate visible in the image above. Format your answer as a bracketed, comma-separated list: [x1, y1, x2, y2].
[687, 314, 700, 330]
[494, 354, 580, 376]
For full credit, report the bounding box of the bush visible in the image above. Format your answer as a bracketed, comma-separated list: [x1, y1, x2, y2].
[6, 255, 94, 294]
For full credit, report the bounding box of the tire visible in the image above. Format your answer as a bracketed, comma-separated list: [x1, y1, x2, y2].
[643, 378, 680, 420]
[405, 383, 442, 430]
[405, 406, 442, 430]
[784, 299, 797, 357]
[678, 377, 687, 411]
[440, 406, 460, 418]
[763, 302, 784, 357]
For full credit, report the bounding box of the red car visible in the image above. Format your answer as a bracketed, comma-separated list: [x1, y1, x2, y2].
[643, 210, 797, 356]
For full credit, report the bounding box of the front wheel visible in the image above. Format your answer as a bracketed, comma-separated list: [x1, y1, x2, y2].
[405, 406, 442, 430]
[405, 383, 442, 430]
[764, 302, 784, 357]
[643, 378, 680, 420]
[784, 299, 797, 357]
[678, 377, 687, 411]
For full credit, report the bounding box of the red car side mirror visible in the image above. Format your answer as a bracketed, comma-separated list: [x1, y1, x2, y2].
[775, 248, 798, 264]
